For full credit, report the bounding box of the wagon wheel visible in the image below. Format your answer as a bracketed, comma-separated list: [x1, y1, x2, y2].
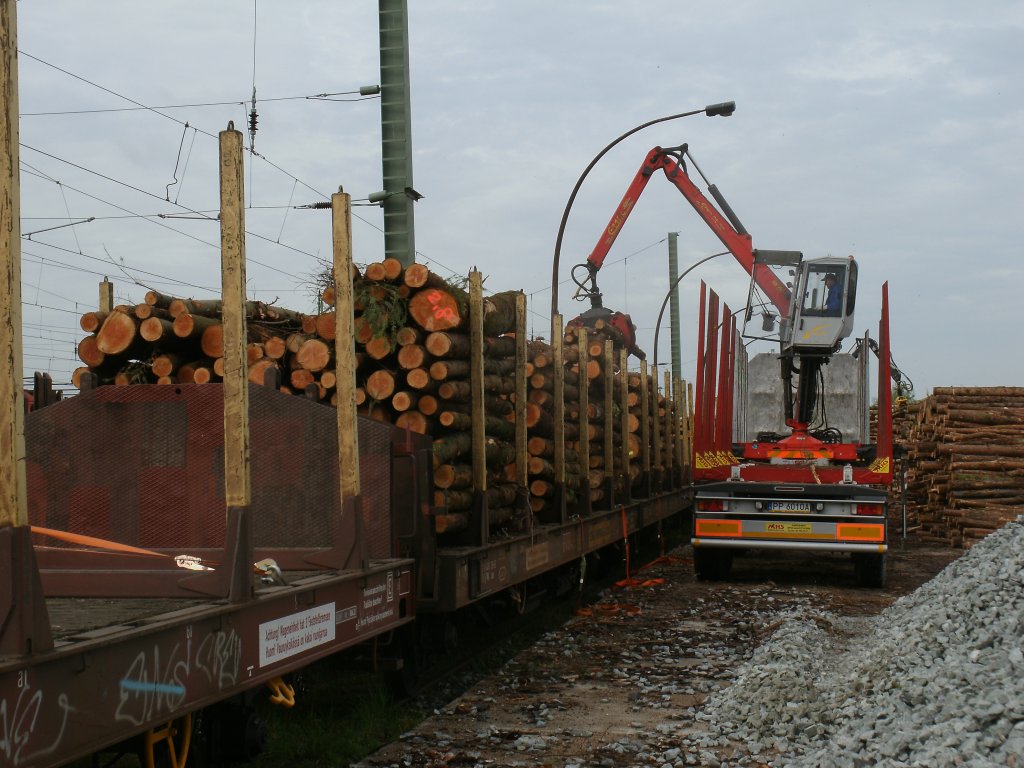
[140, 712, 193, 768]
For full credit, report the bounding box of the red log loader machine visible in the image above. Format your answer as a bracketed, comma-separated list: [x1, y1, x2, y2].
[572, 142, 895, 587]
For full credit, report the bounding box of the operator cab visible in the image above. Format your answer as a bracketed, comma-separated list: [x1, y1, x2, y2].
[786, 256, 856, 354]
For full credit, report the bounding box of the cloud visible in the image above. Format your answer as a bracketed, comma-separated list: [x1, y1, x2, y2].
[791, 33, 949, 85]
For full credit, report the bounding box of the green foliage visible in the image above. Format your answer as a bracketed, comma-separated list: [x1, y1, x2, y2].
[355, 280, 408, 343]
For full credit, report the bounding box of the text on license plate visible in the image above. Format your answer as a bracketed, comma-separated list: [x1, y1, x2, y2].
[767, 501, 811, 513]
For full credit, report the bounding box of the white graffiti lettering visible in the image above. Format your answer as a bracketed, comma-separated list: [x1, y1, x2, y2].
[0, 686, 73, 767]
[115, 628, 242, 726]
[194, 630, 242, 689]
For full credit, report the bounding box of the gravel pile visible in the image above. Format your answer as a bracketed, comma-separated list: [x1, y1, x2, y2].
[698, 519, 1024, 767]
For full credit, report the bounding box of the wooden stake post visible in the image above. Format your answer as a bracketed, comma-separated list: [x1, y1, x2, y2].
[664, 371, 675, 489]
[0, 0, 53, 654]
[219, 127, 251, 512]
[577, 327, 591, 516]
[674, 377, 684, 488]
[217, 124, 254, 602]
[639, 359, 652, 497]
[0, 0, 25, 531]
[651, 368, 662, 492]
[469, 271, 489, 544]
[514, 293, 530, 526]
[552, 312, 568, 521]
[603, 340, 615, 508]
[331, 190, 366, 569]
[333, 192, 360, 500]
[619, 347, 631, 504]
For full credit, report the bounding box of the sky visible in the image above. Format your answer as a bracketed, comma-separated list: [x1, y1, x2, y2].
[11, 1, 1024, 397]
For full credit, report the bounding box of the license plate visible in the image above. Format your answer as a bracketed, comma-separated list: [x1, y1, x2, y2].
[767, 501, 811, 513]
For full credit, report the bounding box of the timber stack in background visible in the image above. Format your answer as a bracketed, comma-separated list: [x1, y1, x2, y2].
[892, 386, 1024, 548]
[74, 258, 689, 537]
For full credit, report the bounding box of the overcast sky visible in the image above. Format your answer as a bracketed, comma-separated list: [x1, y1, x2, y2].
[13, 1, 1024, 397]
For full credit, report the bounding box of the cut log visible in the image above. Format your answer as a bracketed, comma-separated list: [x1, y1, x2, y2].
[133, 304, 171, 321]
[354, 316, 374, 345]
[365, 336, 395, 361]
[434, 463, 474, 490]
[438, 380, 471, 402]
[479, 292, 523, 336]
[96, 310, 139, 355]
[246, 342, 265, 365]
[417, 394, 439, 416]
[71, 366, 93, 389]
[485, 335, 517, 358]
[263, 335, 288, 360]
[365, 369, 397, 401]
[395, 326, 422, 347]
[172, 312, 218, 341]
[406, 368, 433, 390]
[402, 263, 447, 290]
[438, 411, 472, 431]
[397, 344, 429, 370]
[395, 411, 432, 434]
[315, 312, 336, 341]
[201, 324, 224, 358]
[248, 359, 279, 386]
[290, 368, 316, 391]
[430, 359, 470, 380]
[151, 354, 181, 378]
[139, 317, 175, 343]
[382, 257, 404, 281]
[392, 391, 419, 412]
[191, 365, 214, 384]
[80, 311, 108, 333]
[433, 432, 473, 466]
[408, 286, 466, 332]
[363, 262, 388, 282]
[285, 333, 312, 355]
[296, 338, 332, 372]
[145, 290, 174, 309]
[425, 331, 471, 358]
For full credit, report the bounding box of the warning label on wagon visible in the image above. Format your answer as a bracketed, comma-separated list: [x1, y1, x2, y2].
[259, 603, 336, 668]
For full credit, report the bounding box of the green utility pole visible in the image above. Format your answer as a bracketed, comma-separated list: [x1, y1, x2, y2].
[668, 232, 682, 382]
[379, 0, 416, 266]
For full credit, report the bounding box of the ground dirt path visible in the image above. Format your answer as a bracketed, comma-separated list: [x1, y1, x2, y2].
[354, 544, 961, 768]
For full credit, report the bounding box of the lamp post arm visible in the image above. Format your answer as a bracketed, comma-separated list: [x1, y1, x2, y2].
[652, 250, 729, 374]
[550, 103, 735, 319]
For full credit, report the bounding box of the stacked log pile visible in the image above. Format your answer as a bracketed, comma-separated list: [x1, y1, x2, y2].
[901, 387, 1024, 547]
[75, 260, 685, 538]
[878, 397, 923, 538]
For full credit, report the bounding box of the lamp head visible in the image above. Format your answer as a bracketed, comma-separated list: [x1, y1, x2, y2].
[704, 101, 736, 117]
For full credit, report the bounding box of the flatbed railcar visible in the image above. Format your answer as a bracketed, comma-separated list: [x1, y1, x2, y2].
[0, 379, 689, 767]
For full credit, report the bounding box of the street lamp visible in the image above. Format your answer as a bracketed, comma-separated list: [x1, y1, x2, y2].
[550, 101, 736, 319]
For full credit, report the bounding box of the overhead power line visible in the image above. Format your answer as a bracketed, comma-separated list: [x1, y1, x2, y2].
[20, 91, 380, 116]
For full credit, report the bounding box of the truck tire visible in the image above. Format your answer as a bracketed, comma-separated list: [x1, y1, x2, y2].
[694, 549, 732, 581]
[854, 553, 887, 588]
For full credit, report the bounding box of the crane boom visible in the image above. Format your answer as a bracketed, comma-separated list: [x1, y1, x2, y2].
[584, 146, 792, 317]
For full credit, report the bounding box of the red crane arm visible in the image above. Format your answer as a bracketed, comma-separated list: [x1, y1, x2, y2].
[586, 147, 791, 317]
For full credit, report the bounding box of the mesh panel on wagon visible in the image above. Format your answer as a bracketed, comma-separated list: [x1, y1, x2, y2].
[25, 384, 394, 559]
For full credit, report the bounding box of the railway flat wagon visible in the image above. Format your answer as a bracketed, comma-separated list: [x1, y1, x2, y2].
[1, 383, 426, 767]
